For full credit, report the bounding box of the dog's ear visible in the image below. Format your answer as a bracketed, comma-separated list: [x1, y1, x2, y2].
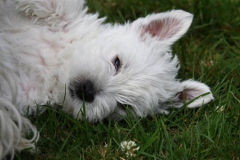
[173, 80, 214, 108]
[132, 10, 193, 45]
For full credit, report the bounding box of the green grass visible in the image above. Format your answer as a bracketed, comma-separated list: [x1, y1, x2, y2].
[17, 0, 240, 159]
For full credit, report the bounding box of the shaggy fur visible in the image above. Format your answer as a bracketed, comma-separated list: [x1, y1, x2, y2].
[0, 0, 214, 158]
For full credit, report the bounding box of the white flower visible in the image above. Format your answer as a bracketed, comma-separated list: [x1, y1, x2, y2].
[215, 106, 224, 112]
[120, 140, 140, 157]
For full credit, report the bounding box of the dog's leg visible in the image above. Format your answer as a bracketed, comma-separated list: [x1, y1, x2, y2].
[0, 98, 38, 159]
[13, 0, 86, 27]
[0, 70, 39, 159]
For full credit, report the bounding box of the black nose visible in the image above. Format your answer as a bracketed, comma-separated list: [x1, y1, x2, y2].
[73, 80, 95, 102]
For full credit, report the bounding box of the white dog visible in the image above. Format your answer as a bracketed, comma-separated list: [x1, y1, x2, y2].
[0, 0, 214, 159]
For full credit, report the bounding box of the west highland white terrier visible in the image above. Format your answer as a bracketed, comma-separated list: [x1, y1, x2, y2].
[0, 0, 214, 158]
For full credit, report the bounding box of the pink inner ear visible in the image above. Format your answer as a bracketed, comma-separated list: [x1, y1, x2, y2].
[141, 18, 181, 40]
[178, 89, 195, 101]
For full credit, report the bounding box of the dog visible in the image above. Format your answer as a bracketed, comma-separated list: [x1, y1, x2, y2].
[0, 0, 214, 159]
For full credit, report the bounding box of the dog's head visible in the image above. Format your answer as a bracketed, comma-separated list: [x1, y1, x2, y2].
[64, 10, 213, 122]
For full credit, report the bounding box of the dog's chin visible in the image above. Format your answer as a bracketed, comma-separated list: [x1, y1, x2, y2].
[106, 102, 128, 120]
[64, 94, 119, 123]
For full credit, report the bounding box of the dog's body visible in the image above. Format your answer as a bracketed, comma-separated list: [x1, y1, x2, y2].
[0, 0, 214, 158]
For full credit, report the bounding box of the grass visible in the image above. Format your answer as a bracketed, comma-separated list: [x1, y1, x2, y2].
[17, 0, 240, 159]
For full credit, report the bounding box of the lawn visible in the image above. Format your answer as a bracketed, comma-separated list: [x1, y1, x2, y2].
[17, 0, 240, 159]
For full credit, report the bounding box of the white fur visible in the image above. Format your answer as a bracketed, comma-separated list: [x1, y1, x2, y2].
[0, 0, 214, 158]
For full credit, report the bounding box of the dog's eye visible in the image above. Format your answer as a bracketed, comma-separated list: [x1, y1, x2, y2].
[113, 56, 121, 72]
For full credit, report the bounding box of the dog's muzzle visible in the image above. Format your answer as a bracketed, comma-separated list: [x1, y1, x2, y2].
[69, 80, 96, 102]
